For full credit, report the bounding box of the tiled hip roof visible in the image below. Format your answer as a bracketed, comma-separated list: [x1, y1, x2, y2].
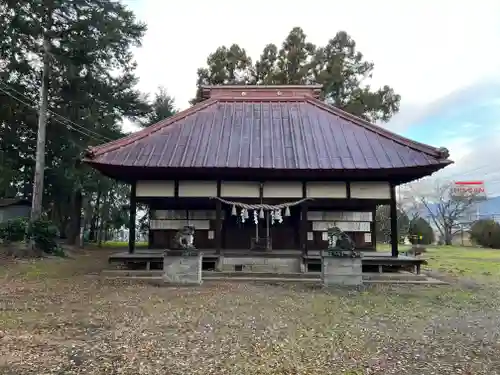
[87, 100, 451, 171]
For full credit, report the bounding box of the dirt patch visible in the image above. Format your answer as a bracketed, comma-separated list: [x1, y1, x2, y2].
[1, 252, 500, 374]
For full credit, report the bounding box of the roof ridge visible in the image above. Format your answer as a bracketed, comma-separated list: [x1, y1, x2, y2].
[86, 98, 218, 158]
[203, 85, 322, 100]
[305, 97, 449, 159]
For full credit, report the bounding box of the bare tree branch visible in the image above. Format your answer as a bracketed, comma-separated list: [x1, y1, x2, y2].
[405, 180, 480, 245]
[375, 187, 420, 244]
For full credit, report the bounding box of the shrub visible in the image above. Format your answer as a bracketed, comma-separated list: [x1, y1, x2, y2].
[28, 219, 63, 255]
[409, 217, 435, 245]
[0, 217, 64, 256]
[470, 219, 500, 249]
[0, 217, 27, 243]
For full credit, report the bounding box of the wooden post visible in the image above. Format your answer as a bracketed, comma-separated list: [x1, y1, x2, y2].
[371, 207, 377, 251]
[390, 183, 398, 257]
[128, 182, 137, 254]
[215, 181, 222, 254]
[300, 203, 308, 255]
[300, 182, 308, 255]
[215, 200, 222, 254]
[148, 230, 154, 249]
[147, 204, 154, 249]
[257, 182, 264, 243]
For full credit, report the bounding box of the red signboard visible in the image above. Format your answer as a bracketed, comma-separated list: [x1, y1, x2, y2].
[452, 181, 487, 200]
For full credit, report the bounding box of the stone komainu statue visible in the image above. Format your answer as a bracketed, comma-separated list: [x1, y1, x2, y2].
[327, 226, 355, 252]
[172, 225, 196, 249]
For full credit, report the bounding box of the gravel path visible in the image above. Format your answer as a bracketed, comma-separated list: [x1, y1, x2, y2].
[1, 253, 500, 374]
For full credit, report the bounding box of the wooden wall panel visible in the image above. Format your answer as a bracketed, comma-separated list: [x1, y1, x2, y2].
[178, 181, 217, 197]
[307, 211, 373, 221]
[263, 182, 302, 198]
[150, 230, 213, 249]
[150, 220, 210, 230]
[221, 181, 260, 197]
[306, 182, 347, 198]
[307, 230, 370, 250]
[136, 181, 175, 197]
[311, 221, 371, 232]
[151, 210, 224, 220]
[270, 221, 300, 250]
[350, 182, 390, 199]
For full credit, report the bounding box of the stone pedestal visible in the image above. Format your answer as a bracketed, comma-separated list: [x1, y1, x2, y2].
[163, 251, 202, 285]
[218, 256, 301, 273]
[321, 252, 363, 286]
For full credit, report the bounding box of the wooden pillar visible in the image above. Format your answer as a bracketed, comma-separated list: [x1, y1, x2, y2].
[215, 181, 222, 254]
[300, 203, 308, 254]
[215, 201, 222, 254]
[389, 183, 398, 257]
[128, 181, 137, 254]
[258, 182, 264, 244]
[371, 207, 377, 251]
[148, 228, 154, 249]
[300, 182, 308, 255]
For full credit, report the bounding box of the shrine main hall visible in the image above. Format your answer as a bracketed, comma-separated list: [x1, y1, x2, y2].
[84, 85, 452, 273]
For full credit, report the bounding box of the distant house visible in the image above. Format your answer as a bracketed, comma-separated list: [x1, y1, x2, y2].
[0, 199, 31, 223]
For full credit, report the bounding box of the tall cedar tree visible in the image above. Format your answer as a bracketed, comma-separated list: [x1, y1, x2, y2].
[191, 27, 400, 123]
[0, 0, 151, 243]
[143, 87, 177, 126]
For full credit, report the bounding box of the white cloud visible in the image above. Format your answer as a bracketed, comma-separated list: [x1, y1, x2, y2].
[444, 137, 474, 163]
[125, 0, 500, 112]
[386, 78, 500, 132]
[386, 78, 500, 194]
[418, 128, 500, 196]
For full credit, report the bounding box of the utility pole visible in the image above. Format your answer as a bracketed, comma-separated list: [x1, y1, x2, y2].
[30, 37, 51, 222]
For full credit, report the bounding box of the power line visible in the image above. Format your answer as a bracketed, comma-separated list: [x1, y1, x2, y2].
[446, 165, 492, 179]
[0, 80, 112, 142]
[401, 165, 499, 189]
[0, 85, 106, 144]
[0, 83, 111, 143]
[0, 80, 111, 142]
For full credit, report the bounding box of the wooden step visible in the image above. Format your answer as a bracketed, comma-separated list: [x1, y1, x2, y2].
[362, 272, 427, 281]
[99, 270, 446, 285]
[102, 269, 163, 277]
[102, 270, 426, 281]
[204, 276, 320, 283]
[99, 275, 446, 285]
[202, 271, 315, 279]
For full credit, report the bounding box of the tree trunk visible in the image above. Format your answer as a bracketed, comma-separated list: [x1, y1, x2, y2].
[97, 219, 104, 246]
[444, 227, 453, 245]
[97, 193, 109, 247]
[98, 222, 106, 246]
[89, 188, 102, 241]
[89, 215, 97, 241]
[67, 189, 82, 245]
[80, 195, 93, 248]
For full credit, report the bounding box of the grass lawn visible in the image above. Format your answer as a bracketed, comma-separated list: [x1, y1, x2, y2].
[424, 246, 500, 283]
[378, 244, 500, 282]
[1, 247, 500, 374]
[98, 241, 148, 249]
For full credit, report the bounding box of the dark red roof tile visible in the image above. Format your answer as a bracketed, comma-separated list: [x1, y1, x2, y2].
[85, 86, 452, 171]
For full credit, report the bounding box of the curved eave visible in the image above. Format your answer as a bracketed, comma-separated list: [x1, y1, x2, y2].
[84, 158, 453, 185]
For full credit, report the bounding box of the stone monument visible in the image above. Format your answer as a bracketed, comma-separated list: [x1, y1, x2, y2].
[321, 226, 363, 286]
[163, 225, 202, 285]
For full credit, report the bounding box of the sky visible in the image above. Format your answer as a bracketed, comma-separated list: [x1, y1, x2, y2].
[123, 0, 500, 195]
